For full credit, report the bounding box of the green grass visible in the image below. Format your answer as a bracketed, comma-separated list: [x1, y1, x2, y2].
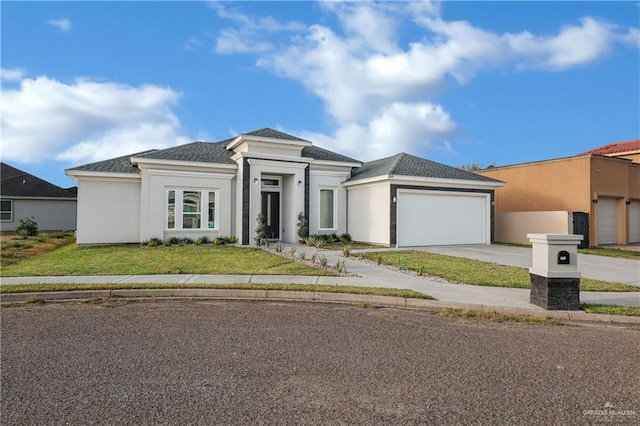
[0, 245, 333, 277]
[363, 251, 639, 292]
[426, 308, 561, 325]
[496, 242, 640, 260]
[0, 282, 433, 299]
[578, 247, 640, 260]
[581, 304, 640, 317]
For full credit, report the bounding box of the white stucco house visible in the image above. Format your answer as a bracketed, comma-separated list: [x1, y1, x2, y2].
[66, 128, 504, 246]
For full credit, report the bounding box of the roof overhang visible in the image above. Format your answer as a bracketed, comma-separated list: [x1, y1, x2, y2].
[65, 170, 141, 181]
[343, 174, 505, 189]
[130, 156, 237, 170]
[226, 134, 312, 151]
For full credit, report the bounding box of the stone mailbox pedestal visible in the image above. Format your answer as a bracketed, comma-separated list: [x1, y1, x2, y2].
[527, 233, 583, 310]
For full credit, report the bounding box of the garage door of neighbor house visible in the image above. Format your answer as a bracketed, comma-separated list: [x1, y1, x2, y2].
[397, 191, 488, 247]
[629, 200, 640, 244]
[597, 197, 618, 245]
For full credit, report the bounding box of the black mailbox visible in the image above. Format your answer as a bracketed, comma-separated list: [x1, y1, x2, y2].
[557, 250, 570, 265]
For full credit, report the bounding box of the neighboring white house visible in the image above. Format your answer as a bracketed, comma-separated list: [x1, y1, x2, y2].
[1, 162, 77, 232]
[66, 128, 504, 246]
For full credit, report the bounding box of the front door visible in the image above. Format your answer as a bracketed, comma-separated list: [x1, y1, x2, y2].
[261, 191, 280, 239]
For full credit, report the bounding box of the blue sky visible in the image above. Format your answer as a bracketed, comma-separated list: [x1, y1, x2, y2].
[2, 1, 639, 188]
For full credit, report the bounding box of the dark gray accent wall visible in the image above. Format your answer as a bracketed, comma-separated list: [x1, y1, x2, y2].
[242, 158, 251, 245]
[389, 184, 496, 246]
[304, 165, 310, 238]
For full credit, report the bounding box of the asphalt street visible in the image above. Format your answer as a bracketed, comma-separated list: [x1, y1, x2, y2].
[2, 300, 638, 425]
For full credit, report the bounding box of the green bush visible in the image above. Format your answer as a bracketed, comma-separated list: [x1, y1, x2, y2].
[15, 217, 39, 238]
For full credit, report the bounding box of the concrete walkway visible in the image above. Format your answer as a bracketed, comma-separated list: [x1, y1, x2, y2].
[3, 244, 637, 309]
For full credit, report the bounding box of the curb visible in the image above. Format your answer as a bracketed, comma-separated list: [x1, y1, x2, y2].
[2, 289, 638, 325]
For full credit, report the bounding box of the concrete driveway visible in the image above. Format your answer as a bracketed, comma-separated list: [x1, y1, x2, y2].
[413, 245, 640, 286]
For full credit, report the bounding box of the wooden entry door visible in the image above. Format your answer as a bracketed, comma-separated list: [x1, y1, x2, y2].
[261, 191, 280, 239]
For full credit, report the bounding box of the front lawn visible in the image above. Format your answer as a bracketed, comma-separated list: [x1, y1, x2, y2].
[362, 251, 639, 292]
[1, 244, 334, 277]
[1, 232, 76, 267]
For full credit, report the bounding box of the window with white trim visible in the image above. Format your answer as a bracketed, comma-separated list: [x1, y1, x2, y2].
[319, 188, 336, 230]
[167, 189, 217, 230]
[1, 200, 12, 222]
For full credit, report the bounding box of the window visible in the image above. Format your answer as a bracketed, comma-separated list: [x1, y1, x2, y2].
[319, 189, 335, 229]
[1, 200, 12, 222]
[166, 189, 218, 230]
[167, 191, 175, 229]
[208, 192, 215, 229]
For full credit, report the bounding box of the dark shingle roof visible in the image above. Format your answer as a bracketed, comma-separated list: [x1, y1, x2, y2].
[134, 140, 236, 164]
[302, 145, 360, 164]
[242, 128, 309, 142]
[66, 150, 157, 174]
[348, 153, 502, 183]
[1, 163, 77, 198]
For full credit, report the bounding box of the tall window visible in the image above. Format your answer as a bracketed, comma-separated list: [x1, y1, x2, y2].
[208, 192, 215, 229]
[319, 189, 335, 229]
[182, 191, 201, 229]
[167, 189, 218, 230]
[0, 200, 12, 222]
[167, 191, 175, 229]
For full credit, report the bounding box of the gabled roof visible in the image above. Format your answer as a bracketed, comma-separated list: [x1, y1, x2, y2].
[134, 140, 236, 164]
[577, 139, 640, 156]
[1, 162, 77, 198]
[67, 150, 158, 174]
[242, 128, 309, 142]
[348, 153, 502, 183]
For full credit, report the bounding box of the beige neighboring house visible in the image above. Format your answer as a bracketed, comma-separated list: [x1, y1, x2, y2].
[476, 139, 640, 247]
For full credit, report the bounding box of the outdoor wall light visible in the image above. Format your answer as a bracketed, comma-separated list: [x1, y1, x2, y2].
[253, 178, 258, 184]
[592, 199, 598, 204]
[298, 180, 302, 186]
[392, 196, 397, 203]
[626, 200, 631, 205]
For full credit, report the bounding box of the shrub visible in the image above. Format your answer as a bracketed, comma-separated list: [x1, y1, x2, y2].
[297, 212, 309, 242]
[15, 217, 39, 238]
[146, 237, 163, 247]
[319, 255, 328, 267]
[254, 213, 267, 246]
[168, 237, 180, 245]
[264, 239, 271, 249]
[225, 236, 238, 244]
[342, 244, 352, 257]
[275, 242, 284, 253]
[340, 233, 352, 243]
[299, 251, 306, 260]
[311, 252, 318, 264]
[289, 247, 297, 256]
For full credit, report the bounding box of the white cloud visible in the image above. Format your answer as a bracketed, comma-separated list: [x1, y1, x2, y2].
[242, 4, 638, 159]
[1, 76, 189, 165]
[47, 18, 72, 32]
[1, 68, 26, 82]
[210, 3, 306, 54]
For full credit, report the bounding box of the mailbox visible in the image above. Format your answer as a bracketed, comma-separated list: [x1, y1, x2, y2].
[527, 233, 582, 310]
[557, 250, 570, 265]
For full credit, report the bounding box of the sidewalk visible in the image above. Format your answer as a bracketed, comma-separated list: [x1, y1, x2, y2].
[3, 245, 638, 309]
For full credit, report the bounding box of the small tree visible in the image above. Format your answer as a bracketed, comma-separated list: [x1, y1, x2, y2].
[254, 212, 267, 246]
[297, 212, 308, 242]
[15, 217, 39, 238]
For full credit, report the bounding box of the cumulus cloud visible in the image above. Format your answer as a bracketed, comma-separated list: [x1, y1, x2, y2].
[47, 18, 72, 32]
[217, 2, 637, 160]
[210, 3, 306, 54]
[1, 68, 26, 82]
[1, 76, 189, 165]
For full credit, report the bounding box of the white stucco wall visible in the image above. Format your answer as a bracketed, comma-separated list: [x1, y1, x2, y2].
[76, 178, 141, 244]
[139, 167, 235, 241]
[346, 181, 390, 245]
[308, 169, 350, 236]
[495, 211, 572, 245]
[0, 199, 76, 232]
[247, 159, 307, 244]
